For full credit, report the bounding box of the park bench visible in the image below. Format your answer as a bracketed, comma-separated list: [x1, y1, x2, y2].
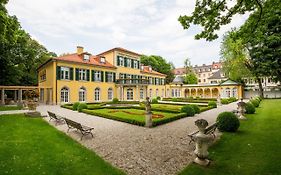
[64, 118, 94, 140]
[188, 122, 217, 144]
[47, 111, 65, 125]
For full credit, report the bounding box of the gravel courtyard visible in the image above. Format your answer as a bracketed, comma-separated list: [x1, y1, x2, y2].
[37, 102, 238, 175]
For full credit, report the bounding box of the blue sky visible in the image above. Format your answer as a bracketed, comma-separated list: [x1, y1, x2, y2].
[7, 0, 248, 67]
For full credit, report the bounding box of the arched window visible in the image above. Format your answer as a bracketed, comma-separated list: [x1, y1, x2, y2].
[172, 89, 175, 97]
[149, 88, 153, 98]
[108, 88, 113, 101]
[225, 88, 231, 98]
[232, 88, 237, 98]
[167, 89, 170, 97]
[156, 89, 159, 97]
[127, 88, 133, 100]
[140, 88, 144, 99]
[95, 87, 101, 101]
[79, 87, 86, 102]
[161, 89, 164, 97]
[61, 87, 69, 103]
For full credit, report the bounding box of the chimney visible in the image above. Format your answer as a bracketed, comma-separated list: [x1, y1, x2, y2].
[77, 46, 84, 54]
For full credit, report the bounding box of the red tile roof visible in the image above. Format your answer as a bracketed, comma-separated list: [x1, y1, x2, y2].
[97, 47, 141, 57]
[141, 66, 166, 77]
[53, 53, 116, 68]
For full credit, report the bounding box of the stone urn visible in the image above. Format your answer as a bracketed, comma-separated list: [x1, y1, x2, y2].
[27, 101, 37, 111]
[193, 119, 213, 166]
[237, 98, 246, 120]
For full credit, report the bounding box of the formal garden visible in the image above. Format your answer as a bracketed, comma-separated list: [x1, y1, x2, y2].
[61, 98, 217, 127]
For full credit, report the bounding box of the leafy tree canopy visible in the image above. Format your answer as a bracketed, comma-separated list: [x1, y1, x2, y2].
[178, 0, 265, 41]
[184, 73, 198, 84]
[140, 55, 175, 83]
[0, 0, 56, 86]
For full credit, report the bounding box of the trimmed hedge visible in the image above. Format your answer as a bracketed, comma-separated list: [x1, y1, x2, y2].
[208, 101, 217, 108]
[216, 112, 240, 132]
[73, 102, 80, 111]
[180, 105, 195, 116]
[77, 103, 87, 112]
[200, 106, 215, 112]
[61, 104, 73, 110]
[250, 99, 260, 107]
[112, 98, 119, 103]
[152, 98, 158, 104]
[152, 113, 188, 126]
[190, 104, 200, 114]
[245, 102, 256, 114]
[221, 99, 229, 104]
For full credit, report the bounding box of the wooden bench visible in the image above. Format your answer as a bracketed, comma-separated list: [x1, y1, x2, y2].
[64, 118, 94, 140]
[47, 111, 65, 125]
[188, 123, 217, 144]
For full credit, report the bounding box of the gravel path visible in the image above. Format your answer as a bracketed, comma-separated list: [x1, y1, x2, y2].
[37, 102, 238, 175]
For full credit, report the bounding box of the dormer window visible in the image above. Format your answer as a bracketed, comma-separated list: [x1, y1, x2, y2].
[83, 54, 90, 61]
[141, 65, 144, 71]
[100, 57, 106, 63]
[149, 66, 152, 72]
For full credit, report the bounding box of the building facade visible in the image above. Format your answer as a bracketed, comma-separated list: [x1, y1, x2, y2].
[38, 47, 166, 104]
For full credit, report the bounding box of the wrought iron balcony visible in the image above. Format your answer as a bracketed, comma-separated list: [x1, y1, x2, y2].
[116, 78, 149, 85]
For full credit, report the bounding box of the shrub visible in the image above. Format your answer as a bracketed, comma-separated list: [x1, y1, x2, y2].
[228, 97, 237, 102]
[208, 101, 217, 108]
[171, 98, 177, 102]
[190, 104, 200, 114]
[245, 102, 256, 114]
[216, 112, 240, 132]
[77, 103, 87, 112]
[156, 96, 161, 100]
[180, 105, 195, 116]
[221, 99, 229, 104]
[151, 98, 158, 104]
[188, 96, 193, 100]
[112, 98, 119, 103]
[73, 102, 80, 111]
[250, 99, 260, 107]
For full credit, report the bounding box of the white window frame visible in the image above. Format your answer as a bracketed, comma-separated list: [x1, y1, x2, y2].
[119, 57, 124, 66]
[156, 89, 159, 97]
[108, 88, 113, 100]
[149, 89, 152, 98]
[95, 88, 100, 101]
[140, 88, 144, 99]
[95, 71, 101, 82]
[107, 72, 113, 82]
[127, 88, 134, 100]
[79, 69, 87, 81]
[61, 67, 70, 80]
[134, 60, 138, 68]
[79, 87, 86, 102]
[61, 87, 69, 103]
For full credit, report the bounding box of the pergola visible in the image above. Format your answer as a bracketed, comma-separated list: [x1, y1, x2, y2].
[0, 85, 38, 105]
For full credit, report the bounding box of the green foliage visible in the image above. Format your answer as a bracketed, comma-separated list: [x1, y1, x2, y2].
[245, 102, 256, 114]
[180, 105, 195, 116]
[72, 102, 80, 111]
[208, 101, 217, 108]
[250, 99, 260, 107]
[171, 98, 178, 102]
[112, 98, 119, 104]
[190, 104, 200, 114]
[216, 112, 240, 132]
[184, 72, 198, 84]
[140, 55, 174, 83]
[221, 99, 229, 104]
[228, 97, 237, 102]
[77, 103, 87, 112]
[0, 1, 56, 86]
[151, 98, 158, 104]
[156, 96, 161, 100]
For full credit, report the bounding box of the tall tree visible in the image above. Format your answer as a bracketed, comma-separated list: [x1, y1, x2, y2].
[140, 55, 175, 83]
[0, 0, 55, 86]
[178, 0, 265, 41]
[183, 58, 198, 84]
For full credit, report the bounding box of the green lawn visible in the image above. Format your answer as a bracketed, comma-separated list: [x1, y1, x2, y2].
[151, 104, 183, 112]
[179, 99, 281, 175]
[0, 105, 22, 111]
[0, 114, 124, 175]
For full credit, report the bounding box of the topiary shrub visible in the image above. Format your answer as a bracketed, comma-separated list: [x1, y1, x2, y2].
[180, 105, 195, 116]
[221, 99, 229, 104]
[156, 96, 161, 100]
[208, 101, 217, 108]
[216, 112, 240, 132]
[73, 102, 80, 111]
[245, 102, 256, 114]
[228, 97, 237, 102]
[190, 104, 200, 114]
[151, 98, 158, 104]
[250, 99, 259, 107]
[171, 98, 177, 102]
[77, 103, 87, 112]
[112, 98, 119, 103]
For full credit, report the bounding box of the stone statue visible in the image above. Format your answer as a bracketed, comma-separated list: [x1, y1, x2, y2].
[237, 98, 246, 120]
[193, 119, 213, 166]
[145, 97, 153, 127]
[217, 94, 221, 106]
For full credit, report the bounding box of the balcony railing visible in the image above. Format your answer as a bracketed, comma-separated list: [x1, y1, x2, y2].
[116, 78, 149, 85]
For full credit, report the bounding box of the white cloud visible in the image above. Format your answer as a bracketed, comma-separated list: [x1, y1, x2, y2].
[7, 0, 247, 67]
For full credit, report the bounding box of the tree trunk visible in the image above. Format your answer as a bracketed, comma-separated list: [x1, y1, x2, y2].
[257, 77, 264, 98]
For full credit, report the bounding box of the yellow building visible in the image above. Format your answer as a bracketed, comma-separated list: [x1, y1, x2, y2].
[38, 46, 166, 104]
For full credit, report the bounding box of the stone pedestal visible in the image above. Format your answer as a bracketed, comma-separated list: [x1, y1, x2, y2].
[145, 113, 153, 128]
[237, 99, 246, 120]
[193, 119, 213, 166]
[217, 97, 221, 106]
[1, 89, 4, 105]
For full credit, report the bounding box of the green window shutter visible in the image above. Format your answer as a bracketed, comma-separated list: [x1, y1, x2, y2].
[69, 68, 73, 80]
[113, 73, 116, 82]
[75, 68, 79, 81]
[124, 57, 127, 67]
[105, 72, 108, 82]
[131, 59, 134, 68]
[124, 74, 127, 79]
[117, 56, 120, 66]
[101, 71, 104, 82]
[137, 61, 140, 69]
[56, 66, 61, 80]
[86, 69, 90, 81]
[91, 70, 95, 81]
